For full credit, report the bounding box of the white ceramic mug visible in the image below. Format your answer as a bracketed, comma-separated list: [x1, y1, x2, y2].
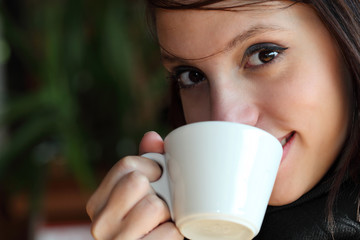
[143, 121, 283, 240]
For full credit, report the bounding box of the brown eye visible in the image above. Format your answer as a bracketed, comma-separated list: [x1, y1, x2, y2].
[177, 69, 206, 88]
[244, 43, 288, 68]
[259, 50, 278, 63]
[247, 50, 279, 66]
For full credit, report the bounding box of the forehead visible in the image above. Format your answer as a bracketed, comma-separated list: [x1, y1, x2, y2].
[152, 0, 276, 9]
[156, 1, 295, 60]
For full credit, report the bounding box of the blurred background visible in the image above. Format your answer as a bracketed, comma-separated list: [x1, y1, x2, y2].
[0, 0, 171, 239]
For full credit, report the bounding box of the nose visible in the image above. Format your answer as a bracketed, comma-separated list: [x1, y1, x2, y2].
[210, 83, 260, 126]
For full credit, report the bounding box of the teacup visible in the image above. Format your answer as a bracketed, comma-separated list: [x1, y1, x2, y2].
[143, 121, 282, 240]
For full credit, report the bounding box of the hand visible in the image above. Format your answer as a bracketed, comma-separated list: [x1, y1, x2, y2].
[86, 131, 183, 240]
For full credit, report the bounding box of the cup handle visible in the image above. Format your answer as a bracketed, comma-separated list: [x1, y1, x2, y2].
[142, 153, 173, 218]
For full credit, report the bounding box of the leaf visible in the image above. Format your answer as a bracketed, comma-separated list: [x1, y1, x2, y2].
[0, 115, 55, 178]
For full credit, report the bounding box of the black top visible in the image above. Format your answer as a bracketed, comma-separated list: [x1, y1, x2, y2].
[254, 175, 360, 240]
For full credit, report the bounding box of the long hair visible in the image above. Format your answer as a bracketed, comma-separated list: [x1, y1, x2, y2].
[146, 0, 360, 228]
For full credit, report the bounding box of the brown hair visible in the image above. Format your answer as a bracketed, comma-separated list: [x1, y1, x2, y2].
[146, 0, 360, 228]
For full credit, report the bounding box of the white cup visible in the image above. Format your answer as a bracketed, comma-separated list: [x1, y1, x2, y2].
[143, 121, 282, 240]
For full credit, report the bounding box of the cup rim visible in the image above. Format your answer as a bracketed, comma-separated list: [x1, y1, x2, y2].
[165, 121, 278, 143]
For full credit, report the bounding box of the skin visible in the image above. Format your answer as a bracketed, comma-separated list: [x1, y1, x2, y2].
[157, 2, 350, 205]
[87, 1, 350, 239]
[87, 131, 182, 239]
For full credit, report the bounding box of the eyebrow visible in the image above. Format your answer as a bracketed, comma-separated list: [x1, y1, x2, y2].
[160, 25, 287, 63]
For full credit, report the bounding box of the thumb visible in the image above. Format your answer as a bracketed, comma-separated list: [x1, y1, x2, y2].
[139, 131, 164, 155]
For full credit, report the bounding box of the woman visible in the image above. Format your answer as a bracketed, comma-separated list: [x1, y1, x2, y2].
[86, 0, 360, 239]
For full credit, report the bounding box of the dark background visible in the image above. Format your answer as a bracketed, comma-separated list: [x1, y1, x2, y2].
[0, 0, 170, 239]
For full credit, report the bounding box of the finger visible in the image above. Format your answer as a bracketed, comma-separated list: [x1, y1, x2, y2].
[114, 194, 171, 240]
[90, 171, 151, 240]
[139, 131, 164, 155]
[86, 157, 161, 220]
[141, 222, 183, 240]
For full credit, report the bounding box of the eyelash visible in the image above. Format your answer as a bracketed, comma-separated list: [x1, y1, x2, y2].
[168, 42, 288, 89]
[168, 66, 206, 89]
[244, 43, 288, 69]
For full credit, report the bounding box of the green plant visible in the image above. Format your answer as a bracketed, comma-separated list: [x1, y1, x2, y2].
[0, 0, 169, 200]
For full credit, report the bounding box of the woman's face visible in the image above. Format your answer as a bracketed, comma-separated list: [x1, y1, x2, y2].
[156, 1, 350, 205]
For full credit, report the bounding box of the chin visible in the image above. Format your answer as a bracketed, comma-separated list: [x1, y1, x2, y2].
[268, 188, 304, 206]
[268, 197, 295, 207]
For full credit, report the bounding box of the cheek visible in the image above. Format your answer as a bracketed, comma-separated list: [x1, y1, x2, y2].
[299, 59, 349, 132]
[265, 46, 349, 130]
[268, 60, 350, 205]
